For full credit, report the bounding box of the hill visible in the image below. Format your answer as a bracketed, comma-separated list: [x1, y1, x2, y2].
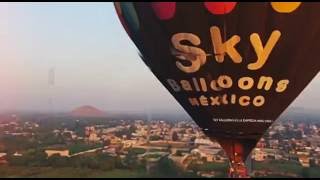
[70, 105, 106, 118]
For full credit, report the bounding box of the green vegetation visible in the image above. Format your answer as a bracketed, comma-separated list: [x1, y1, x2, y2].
[0, 165, 200, 178]
[150, 148, 167, 152]
[68, 153, 123, 170]
[144, 154, 162, 159]
[253, 160, 301, 173]
[0, 136, 38, 153]
[187, 161, 228, 178]
[130, 147, 146, 154]
[123, 149, 141, 169]
[6, 149, 123, 171]
[7, 149, 48, 167]
[149, 135, 161, 141]
[68, 142, 103, 155]
[114, 125, 137, 139]
[304, 167, 320, 178]
[189, 161, 228, 172]
[144, 156, 199, 178]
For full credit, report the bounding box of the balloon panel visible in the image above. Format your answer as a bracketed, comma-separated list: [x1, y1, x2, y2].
[115, 2, 320, 141]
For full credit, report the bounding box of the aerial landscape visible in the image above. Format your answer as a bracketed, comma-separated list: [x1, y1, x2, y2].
[0, 106, 319, 178]
[1, 2, 320, 178]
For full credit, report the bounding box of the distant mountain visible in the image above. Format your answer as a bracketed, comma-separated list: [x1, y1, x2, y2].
[278, 106, 320, 122]
[70, 105, 106, 118]
[0, 114, 19, 122]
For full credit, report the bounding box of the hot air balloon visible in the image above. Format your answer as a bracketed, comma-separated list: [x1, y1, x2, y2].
[114, 2, 320, 177]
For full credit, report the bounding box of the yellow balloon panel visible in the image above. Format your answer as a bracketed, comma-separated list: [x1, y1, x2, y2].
[271, 2, 301, 13]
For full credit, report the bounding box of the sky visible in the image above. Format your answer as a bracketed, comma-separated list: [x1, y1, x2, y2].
[0, 2, 319, 114]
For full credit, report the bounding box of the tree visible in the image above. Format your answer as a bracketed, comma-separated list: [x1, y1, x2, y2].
[123, 149, 138, 169]
[104, 139, 111, 146]
[114, 155, 124, 169]
[86, 157, 100, 169]
[1, 136, 38, 152]
[47, 154, 69, 167]
[149, 135, 161, 141]
[7, 149, 48, 167]
[127, 125, 137, 139]
[172, 131, 179, 141]
[96, 153, 117, 170]
[189, 136, 196, 146]
[29, 149, 48, 166]
[176, 150, 183, 156]
[156, 157, 179, 177]
[7, 155, 29, 166]
[301, 167, 310, 178]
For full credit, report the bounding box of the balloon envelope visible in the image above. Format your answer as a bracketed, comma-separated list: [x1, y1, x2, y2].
[114, 2, 320, 161]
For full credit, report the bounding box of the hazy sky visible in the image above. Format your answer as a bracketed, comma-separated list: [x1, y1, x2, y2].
[0, 2, 319, 114]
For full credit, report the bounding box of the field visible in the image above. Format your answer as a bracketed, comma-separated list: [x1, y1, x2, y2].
[0, 166, 148, 178]
[252, 160, 320, 178]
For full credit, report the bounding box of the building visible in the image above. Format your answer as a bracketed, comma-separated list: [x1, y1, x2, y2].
[194, 138, 221, 148]
[103, 144, 122, 156]
[45, 150, 70, 157]
[298, 155, 310, 167]
[88, 133, 100, 142]
[103, 147, 117, 156]
[252, 148, 267, 162]
[0, 153, 7, 158]
[0, 153, 7, 165]
[198, 171, 216, 178]
[123, 140, 138, 148]
[85, 126, 96, 136]
[13, 152, 23, 157]
[191, 147, 222, 162]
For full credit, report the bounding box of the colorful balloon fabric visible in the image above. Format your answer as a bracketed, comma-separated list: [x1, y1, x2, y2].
[114, 2, 318, 166]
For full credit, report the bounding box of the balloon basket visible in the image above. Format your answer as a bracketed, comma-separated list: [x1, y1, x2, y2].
[228, 160, 250, 178]
[215, 138, 254, 178]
